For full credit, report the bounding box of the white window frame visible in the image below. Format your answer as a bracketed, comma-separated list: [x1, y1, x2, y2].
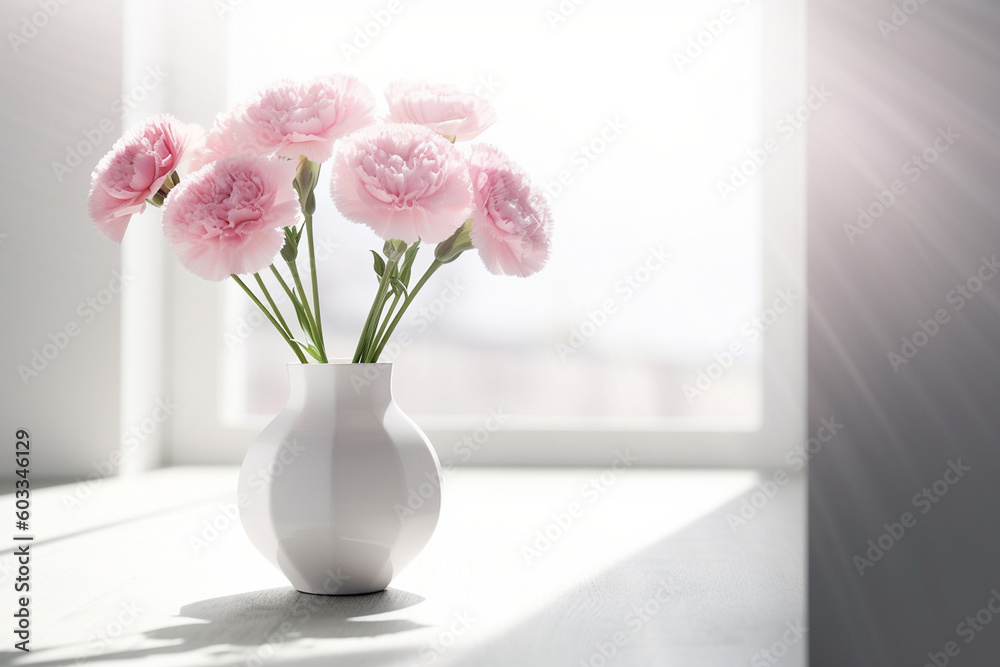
[120, 0, 806, 470]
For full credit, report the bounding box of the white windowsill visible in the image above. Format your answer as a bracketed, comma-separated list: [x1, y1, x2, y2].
[0, 466, 804, 666]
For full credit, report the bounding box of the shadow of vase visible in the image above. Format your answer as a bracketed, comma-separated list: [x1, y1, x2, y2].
[0, 587, 427, 667]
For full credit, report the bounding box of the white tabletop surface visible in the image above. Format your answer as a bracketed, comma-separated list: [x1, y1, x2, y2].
[0, 466, 804, 666]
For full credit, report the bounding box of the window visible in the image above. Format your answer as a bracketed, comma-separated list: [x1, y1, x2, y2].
[152, 0, 804, 467]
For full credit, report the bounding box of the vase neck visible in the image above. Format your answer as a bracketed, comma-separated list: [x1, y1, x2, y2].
[286, 363, 393, 409]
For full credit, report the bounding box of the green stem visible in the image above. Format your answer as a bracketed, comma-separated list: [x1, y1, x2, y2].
[372, 290, 402, 350]
[253, 273, 292, 339]
[269, 264, 296, 305]
[269, 264, 315, 343]
[361, 288, 396, 363]
[287, 259, 321, 354]
[231, 275, 308, 364]
[370, 259, 445, 361]
[361, 290, 389, 364]
[353, 257, 399, 363]
[305, 211, 326, 361]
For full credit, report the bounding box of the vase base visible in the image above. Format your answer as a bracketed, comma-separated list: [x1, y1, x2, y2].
[294, 586, 389, 597]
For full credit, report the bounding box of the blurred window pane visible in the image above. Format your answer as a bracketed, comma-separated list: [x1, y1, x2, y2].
[223, 0, 764, 425]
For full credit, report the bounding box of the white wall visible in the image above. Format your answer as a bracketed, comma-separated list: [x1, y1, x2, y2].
[0, 1, 124, 478]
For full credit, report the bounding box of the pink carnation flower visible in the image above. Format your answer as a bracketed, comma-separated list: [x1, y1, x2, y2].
[467, 145, 552, 277]
[161, 156, 300, 281]
[189, 110, 239, 171]
[330, 124, 472, 243]
[233, 75, 376, 162]
[88, 114, 202, 242]
[385, 80, 497, 142]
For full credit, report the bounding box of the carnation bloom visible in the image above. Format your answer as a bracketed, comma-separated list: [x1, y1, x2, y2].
[88, 114, 202, 242]
[385, 80, 497, 142]
[232, 75, 376, 162]
[161, 156, 300, 281]
[330, 124, 472, 243]
[467, 145, 552, 277]
[189, 110, 239, 171]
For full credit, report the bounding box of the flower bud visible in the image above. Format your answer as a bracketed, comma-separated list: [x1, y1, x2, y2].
[434, 219, 473, 264]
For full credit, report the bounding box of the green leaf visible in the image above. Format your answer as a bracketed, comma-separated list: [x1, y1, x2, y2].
[399, 240, 420, 288]
[281, 226, 300, 262]
[290, 339, 324, 361]
[390, 278, 408, 299]
[434, 220, 473, 264]
[371, 250, 386, 278]
[292, 291, 313, 340]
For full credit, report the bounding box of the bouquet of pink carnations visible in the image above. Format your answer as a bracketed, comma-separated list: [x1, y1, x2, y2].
[88, 76, 553, 363]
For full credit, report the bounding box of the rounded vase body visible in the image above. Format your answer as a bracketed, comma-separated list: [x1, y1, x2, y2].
[238, 362, 441, 595]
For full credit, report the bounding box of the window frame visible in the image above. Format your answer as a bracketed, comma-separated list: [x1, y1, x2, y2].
[126, 0, 806, 469]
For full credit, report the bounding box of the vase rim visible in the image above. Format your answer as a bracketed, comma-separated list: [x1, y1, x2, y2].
[286, 359, 393, 367]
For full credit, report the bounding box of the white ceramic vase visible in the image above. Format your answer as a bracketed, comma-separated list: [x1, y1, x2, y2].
[238, 361, 442, 595]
